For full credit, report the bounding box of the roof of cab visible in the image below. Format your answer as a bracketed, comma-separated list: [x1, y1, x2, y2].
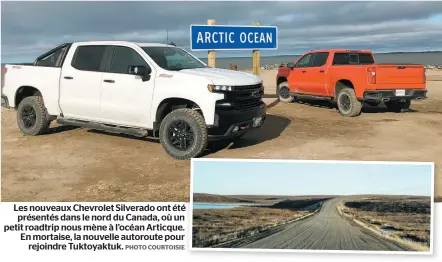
[74, 41, 175, 48]
[308, 49, 373, 53]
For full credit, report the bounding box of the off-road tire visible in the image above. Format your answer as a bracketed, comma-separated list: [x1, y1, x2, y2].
[16, 96, 51, 136]
[336, 88, 362, 117]
[159, 108, 208, 160]
[385, 100, 411, 113]
[277, 82, 294, 103]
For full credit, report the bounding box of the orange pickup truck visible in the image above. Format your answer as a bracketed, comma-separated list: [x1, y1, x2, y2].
[276, 49, 427, 116]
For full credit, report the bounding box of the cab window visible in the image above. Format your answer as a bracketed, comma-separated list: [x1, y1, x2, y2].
[110, 46, 147, 74]
[35, 46, 68, 67]
[296, 54, 313, 68]
[311, 52, 329, 67]
[71, 45, 106, 71]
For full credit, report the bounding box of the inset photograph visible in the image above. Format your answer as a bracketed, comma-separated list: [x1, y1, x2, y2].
[190, 159, 434, 254]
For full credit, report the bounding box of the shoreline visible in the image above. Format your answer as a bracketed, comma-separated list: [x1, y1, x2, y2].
[192, 202, 271, 207]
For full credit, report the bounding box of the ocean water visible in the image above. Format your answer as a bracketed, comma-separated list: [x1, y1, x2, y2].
[193, 203, 241, 209]
[198, 52, 442, 70]
[192, 203, 270, 209]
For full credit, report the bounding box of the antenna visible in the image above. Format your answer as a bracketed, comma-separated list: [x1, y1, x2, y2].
[166, 28, 169, 45]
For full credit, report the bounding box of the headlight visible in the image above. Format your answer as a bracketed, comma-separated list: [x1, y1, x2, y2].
[208, 84, 234, 92]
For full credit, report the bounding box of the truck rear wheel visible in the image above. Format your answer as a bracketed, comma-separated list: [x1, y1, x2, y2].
[16, 96, 51, 136]
[385, 100, 411, 113]
[159, 108, 208, 160]
[336, 88, 362, 117]
[277, 82, 294, 103]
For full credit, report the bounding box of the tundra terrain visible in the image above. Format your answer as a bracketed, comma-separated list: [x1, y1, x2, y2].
[1, 70, 441, 202]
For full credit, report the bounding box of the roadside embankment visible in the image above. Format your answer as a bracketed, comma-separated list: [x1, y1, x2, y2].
[336, 197, 431, 252]
[192, 199, 326, 248]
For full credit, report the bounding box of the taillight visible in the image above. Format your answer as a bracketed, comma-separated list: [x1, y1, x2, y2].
[367, 67, 376, 84]
[423, 68, 426, 84]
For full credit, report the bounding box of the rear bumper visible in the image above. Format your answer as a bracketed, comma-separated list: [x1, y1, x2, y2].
[363, 89, 427, 103]
[207, 103, 266, 141]
[1, 95, 10, 109]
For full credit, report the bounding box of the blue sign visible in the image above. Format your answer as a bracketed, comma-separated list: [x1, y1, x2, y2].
[190, 25, 278, 51]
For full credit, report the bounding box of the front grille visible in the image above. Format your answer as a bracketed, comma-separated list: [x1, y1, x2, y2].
[235, 88, 264, 99]
[217, 83, 264, 111]
[233, 83, 263, 91]
[233, 98, 262, 111]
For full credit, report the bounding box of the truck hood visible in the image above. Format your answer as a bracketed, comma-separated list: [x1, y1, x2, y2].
[178, 67, 262, 86]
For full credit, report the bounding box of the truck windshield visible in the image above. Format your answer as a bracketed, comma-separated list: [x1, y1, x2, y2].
[141, 46, 207, 71]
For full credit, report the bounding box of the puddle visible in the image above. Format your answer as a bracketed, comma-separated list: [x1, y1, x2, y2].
[380, 226, 397, 232]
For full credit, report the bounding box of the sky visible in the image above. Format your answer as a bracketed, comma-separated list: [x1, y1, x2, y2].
[1, 1, 442, 63]
[192, 160, 433, 196]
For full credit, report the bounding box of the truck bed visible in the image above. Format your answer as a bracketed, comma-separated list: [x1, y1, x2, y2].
[2, 64, 62, 112]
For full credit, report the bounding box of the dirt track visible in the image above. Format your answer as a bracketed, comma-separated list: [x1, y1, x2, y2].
[1, 72, 441, 202]
[236, 198, 407, 250]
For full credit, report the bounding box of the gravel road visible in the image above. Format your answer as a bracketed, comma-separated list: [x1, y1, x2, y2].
[238, 198, 408, 251]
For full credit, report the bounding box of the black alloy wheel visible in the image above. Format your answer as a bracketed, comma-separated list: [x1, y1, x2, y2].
[20, 105, 37, 128]
[167, 120, 195, 151]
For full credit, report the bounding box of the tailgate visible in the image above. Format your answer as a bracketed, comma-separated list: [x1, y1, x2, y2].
[375, 64, 425, 85]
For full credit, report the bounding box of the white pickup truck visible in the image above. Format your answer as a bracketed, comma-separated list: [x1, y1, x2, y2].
[1, 41, 266, 159]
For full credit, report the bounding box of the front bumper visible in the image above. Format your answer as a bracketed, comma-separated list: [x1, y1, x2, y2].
[1, 95, 10, 109]
[363, 89, 427, 103]
[207, 102, 266, 141]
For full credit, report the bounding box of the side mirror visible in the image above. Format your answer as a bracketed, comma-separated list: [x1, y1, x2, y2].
[128, 65, 152, 81]
[287, 62, 295, 70]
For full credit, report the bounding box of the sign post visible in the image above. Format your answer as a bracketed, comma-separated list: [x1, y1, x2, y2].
[190, 23, 277, 71]
[252, 22, 261, 76]
[207, 19, 216, 68]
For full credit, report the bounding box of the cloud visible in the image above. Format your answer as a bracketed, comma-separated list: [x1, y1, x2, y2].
[1, 1, 442, 61]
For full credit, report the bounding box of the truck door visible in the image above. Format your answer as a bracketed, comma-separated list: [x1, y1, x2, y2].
[59, 45, 107, 121]
[308, 52, 330, 96]
[99, 45, 155, 127]
[289, 53, 313, 93]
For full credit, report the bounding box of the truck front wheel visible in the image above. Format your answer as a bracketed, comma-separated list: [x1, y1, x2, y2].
[336, 88, 362, 117]
[16, 96, 51, 136]
[385, 100, 411, 113]
[277, 82, 294, 103]
[159, 108, 208, 160]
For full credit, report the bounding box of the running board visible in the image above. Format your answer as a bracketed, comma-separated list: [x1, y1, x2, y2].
[292, 93, 333, 101]
[56, 118, 149, 137]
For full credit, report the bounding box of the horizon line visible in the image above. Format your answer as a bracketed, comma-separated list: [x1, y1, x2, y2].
[194, 192, 432, 197]
[2, 50, 442, 64]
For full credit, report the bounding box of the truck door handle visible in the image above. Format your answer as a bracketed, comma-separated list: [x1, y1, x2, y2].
[103, 79, 115, 83]
[302, 70, 307, 73]
[319, 70, 325, 73]
[64, 76, 73, 80]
